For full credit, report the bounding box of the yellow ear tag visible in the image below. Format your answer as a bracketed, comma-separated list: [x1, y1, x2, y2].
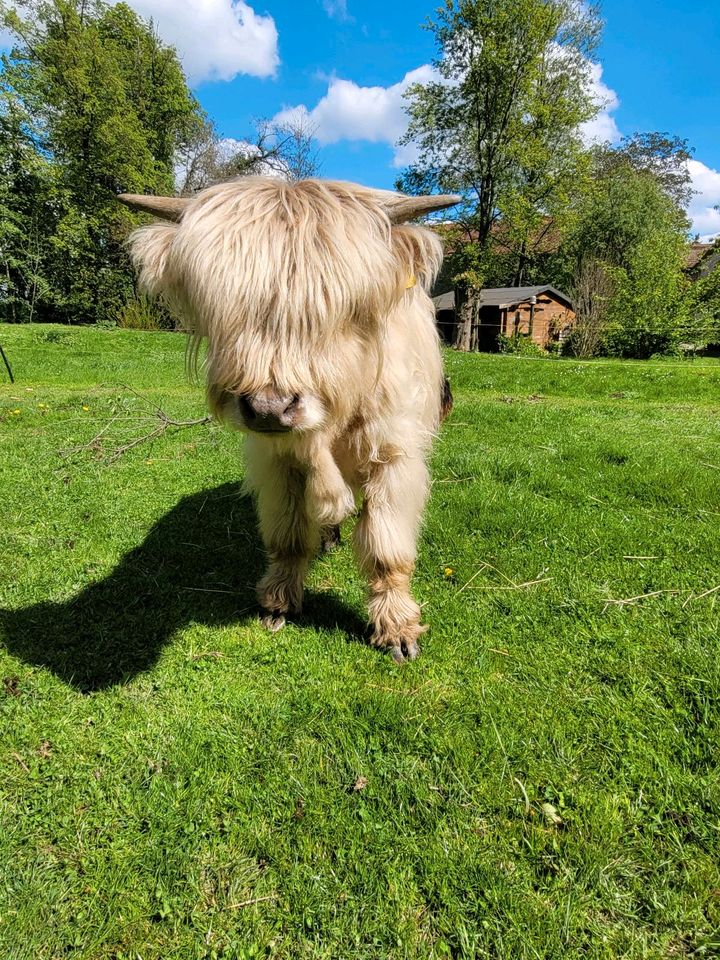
[406, 273, 417, 289]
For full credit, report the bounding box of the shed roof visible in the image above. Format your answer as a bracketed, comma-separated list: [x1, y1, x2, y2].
[433, 285, 573, 311]
[687, 243, 720, 278]
[433, 224, 717, 274]
[434, 291, 456, 311]
[687, 242, 714, 271]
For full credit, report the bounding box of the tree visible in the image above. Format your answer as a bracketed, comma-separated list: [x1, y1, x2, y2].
[594, 132, 694, 208]
[272, 114, 322, 181]
[565, 257, 615, 358]
[398, 0, 602, 347]
[687, 240, 720, 350]
[0, 89, 55, 322]
[176, 114, 321, 196]
[559, 160, 692, 358]
[0, 0, 203, 324]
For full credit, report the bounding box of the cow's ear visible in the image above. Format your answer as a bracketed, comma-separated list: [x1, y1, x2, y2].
[390, 225, 444, 292]
[127, 223, 177, 296]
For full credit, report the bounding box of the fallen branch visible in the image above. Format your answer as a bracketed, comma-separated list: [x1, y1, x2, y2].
[60, 388, 212, 462]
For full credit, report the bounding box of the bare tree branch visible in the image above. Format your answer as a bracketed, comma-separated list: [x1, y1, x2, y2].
[60, 389, 212, 463]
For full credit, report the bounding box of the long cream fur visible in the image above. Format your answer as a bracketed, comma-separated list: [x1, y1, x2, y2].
[129, 177, 446, 662]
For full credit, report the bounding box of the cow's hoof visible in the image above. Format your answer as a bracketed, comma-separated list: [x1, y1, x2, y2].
[370, 630, 422, 663]
[391, 636, 421, 663]
[260, 610, 286, 632]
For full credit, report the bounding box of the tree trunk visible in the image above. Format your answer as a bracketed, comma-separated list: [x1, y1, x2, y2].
[453, 285, 480, 352]
[515, 239, 528, 287]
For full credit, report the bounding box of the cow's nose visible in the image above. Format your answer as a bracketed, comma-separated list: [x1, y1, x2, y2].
[238, 391, 300, 432]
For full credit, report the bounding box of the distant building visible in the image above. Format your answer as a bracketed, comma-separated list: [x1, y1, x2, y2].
[686, 241, 720, 278]
[434, 285, 575, 352]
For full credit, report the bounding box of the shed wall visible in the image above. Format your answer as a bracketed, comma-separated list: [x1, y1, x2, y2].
[502, 297, 576, 346]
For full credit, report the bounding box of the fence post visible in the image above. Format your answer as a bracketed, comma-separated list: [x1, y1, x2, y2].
[0, 343, 14, 384]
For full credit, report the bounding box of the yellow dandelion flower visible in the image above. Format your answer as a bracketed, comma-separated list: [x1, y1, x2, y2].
[82, 405, 89, 411]
[444, 567, 454, 578]
[12, 409, 21, 415]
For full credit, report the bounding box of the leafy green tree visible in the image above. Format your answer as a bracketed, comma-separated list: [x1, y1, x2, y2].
[687, 241, 720, 350]
[603, 230, 690, 358]
[0, 90, 55, 321]
[0, 0, 203, 324]
[595, 132, 694, 208]
[398, 0, 602, 342]
[559, 159, 692, 358]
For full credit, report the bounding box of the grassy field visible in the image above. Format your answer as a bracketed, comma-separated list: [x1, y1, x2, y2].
[1, 323, 719, 959]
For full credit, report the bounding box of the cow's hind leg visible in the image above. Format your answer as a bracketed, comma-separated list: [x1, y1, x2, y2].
[255, 463, 319, 632]
[320, 524, 342, 553]
[354, 455, 429, 663]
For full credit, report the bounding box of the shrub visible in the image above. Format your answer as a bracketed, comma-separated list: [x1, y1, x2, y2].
[116, 295, 175, 331]
[498, 333, 546, 357]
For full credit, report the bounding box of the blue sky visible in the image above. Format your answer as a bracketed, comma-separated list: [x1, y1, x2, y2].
[3, 0, 718, 236]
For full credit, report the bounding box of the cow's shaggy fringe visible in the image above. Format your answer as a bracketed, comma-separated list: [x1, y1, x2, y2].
[128, 177, 447, 661]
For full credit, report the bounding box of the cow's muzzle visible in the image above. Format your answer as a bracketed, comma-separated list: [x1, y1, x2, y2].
[237, 390, 301, 433]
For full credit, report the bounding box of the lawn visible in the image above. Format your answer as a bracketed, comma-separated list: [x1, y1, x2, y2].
[1, 323, 719, 959]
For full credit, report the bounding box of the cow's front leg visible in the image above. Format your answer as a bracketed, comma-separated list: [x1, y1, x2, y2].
[354, 455, 429, 663]
[254, 462, 319, 632]
[305, 442, 355, 527]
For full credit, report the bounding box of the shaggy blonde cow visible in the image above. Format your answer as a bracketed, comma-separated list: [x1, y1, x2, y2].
[120, 178, 459, 662]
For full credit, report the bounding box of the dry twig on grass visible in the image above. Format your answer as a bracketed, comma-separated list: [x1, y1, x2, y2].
[59, 386, 212, 463]
[468, 577, 553, 591]
[11, 752, 30, 772]
[601, 589, 678, 613]
[227, 895, 277, 910]
[682, 583, 720, 609]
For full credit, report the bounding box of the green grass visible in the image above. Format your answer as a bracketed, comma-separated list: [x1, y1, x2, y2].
[1, 323, 719, 959]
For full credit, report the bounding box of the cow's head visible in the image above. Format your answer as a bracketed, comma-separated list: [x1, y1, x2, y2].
[122, 178, 460, 435]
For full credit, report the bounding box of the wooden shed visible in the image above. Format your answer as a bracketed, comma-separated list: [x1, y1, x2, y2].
[434, 285, 576, 352]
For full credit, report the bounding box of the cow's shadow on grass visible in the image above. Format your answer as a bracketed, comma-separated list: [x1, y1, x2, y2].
[1, 482, 366, 692]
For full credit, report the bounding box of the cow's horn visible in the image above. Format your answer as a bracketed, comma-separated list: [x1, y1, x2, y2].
[384, 193, 462, 223]
[117, 193, 190, 222]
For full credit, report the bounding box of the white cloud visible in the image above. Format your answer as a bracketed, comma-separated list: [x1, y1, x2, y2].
[322, 0, 351, 21]
[272, 65, 437, 165]
[217, 136, 255, 159]
[687, 159, 720, 241]
[580, 61, 621, 144]
[115, 0, 279, 84]
[574, 64, 720, 241]
[270, 57, 625, 169]
[217, 136, 288, 176]
[272, 57, 624, 168]
[1, 2, 278, 82]
[390, 140, 423, 169]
